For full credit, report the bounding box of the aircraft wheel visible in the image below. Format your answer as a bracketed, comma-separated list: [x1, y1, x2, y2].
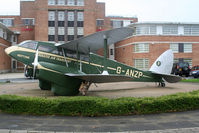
[161, 82, 165, 87]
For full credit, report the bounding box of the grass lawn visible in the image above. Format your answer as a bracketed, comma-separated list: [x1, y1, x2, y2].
[181, 78, 199, 83]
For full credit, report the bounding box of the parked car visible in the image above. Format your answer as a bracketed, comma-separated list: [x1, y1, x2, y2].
[190, 65, 199, 78]
[171, 62, 191, 77]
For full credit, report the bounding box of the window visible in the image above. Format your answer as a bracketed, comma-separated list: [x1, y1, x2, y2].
[0, 28, 3, 38]
[77, 12, 84, 21]
[22, 19, 34, 26]
[77, 27, 84, 35]
[96, 19, 104, 26]
[184, 43, 192, 53]
[48, 35, 55, 41]
[68, 21, 74, 27]
[48, 21, 55, 27]
[136, 26, 156, 35]
[58, 27, 65, 35]
[134, 43, 149, 53]
[184, 59, 192, 67]
[57, 0, 65, 5]
[134, 59, 149, 70]
[163, 25, 178, 35]
[58, 11, 65, 21]
[68, 27, 74, 35]
[77, 21, 84, 27]
[111, 20, 122, 28]
[19, 41, 38, 50]
[0, 19, 14, 27]
[58, 21, 64, 27]
[184, 26, 199, 35]
[67, 0, 75, 5]
[170, 43, 179, 53]
[48, 11, 55, 21]
[58, 35, 65, 41]
[48, 27, 55, 35]
[38, 45, 53, 52]
[77, 0, 84, 6]
[110, 49, 114, 55]
[48, 0, 55, 5]
[68, 12, 74, 21]
[68, 35, 74, 41]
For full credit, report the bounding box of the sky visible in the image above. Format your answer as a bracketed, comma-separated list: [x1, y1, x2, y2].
[0, 0, 199, 22]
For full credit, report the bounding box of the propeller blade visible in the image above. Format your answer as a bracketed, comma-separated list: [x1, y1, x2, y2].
[32, 49, 39, 78]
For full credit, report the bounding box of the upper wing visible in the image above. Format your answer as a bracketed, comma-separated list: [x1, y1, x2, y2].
[56, 27, 134, 54]
[65, 73, 133, 83]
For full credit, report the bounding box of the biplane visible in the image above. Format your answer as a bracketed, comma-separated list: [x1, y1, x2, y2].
[5, 27, 181, 96]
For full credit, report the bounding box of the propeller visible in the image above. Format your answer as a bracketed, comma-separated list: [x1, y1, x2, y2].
[32, 49, 39, 79]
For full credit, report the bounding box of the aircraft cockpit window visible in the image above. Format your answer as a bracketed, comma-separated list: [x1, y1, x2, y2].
[19, 41, 37, 50]
[38, 45, 53, 53]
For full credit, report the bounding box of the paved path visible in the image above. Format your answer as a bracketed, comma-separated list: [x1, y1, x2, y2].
[0, 110, 199, 132]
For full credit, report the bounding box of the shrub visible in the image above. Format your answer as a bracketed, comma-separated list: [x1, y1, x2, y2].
[0, 91, 199, 116]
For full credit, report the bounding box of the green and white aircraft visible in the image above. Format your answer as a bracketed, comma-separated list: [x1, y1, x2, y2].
[5, 27, 181, 96]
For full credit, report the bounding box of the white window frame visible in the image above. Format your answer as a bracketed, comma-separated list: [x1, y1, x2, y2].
[68, 12, 74, 21]
[48, 0, 55, 5]
[184, 43, 192, 53]
[77, 12, 84, 21]
[1, 18, 14, 27]
[58, 27, 65, 35]
[134, 59, 149, 71]
[170, 43, 179, 53]
[77, 0, 84, 6]
[163, 25, 178, 35]
[184, 25, 199, 35]
[134, 43, 149, 53]
[68, 27, 74, 35]
[48, 11, 55, 21]
[77, 27, 84, 35]
[57, 0, 65, 5]
[136, 26, 156, 35]
[67, 0, 75, 6]
[48, 27, 55, 35]
[58, 11, 65, 21]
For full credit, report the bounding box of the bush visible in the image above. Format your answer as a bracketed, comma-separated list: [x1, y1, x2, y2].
[1, 91, 199, 116]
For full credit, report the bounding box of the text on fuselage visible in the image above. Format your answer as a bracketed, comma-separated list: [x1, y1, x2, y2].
[116, 67, 143, 78]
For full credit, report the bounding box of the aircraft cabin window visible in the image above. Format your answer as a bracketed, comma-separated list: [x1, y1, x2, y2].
[52, 48, 63, 56]
[80, 54, 89, 62]
[38, 45, 53, 53]
[19, 41, 38, 50]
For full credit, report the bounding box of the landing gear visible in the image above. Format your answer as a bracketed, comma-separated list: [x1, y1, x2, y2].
[79, 81, 91, 96]
[158, 82, 166, 87]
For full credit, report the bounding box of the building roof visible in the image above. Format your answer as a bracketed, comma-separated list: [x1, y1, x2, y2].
[0, 22, 14, 34]
[129, 21, 199, 26]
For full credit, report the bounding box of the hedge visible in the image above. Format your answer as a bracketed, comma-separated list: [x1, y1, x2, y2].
[1, 91, 199, 116]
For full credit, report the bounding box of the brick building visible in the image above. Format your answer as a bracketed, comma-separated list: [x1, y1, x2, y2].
[0, 22, 17, 73]
[0, 0, 137, 72]
[115, 22, 199, 70]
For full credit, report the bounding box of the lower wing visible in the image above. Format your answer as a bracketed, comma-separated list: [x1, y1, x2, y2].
[65, 73, 134, 83]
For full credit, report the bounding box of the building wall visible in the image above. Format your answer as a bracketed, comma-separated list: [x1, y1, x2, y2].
[0, 38, 11, 73]
[115, 35, 199, 69]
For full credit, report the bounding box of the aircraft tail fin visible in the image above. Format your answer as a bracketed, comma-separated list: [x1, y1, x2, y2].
[149, 49, 181, 83]
[149, 49, 173, 75]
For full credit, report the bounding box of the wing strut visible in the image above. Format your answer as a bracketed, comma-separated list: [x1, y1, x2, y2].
[62, 48, 68, 67]
[102, 35, 109, 75]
